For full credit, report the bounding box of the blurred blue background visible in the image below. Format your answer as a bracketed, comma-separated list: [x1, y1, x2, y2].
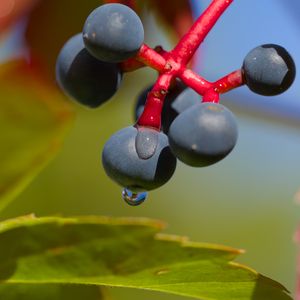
[0, 0, 299, 299]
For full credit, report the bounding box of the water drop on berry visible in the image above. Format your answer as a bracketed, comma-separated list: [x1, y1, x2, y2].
[122, 188, 147, 206]
[135, 127, 159, 159]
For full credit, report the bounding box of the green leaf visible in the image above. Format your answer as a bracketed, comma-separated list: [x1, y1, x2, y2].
[0, 215, 292, 300]
[0, 284, 106, 300]
[0, 61, 73, 211]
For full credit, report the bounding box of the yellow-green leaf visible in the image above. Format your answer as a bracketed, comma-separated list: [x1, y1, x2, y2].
[0, 284, 106, 300]
[0, 61, 73, 211]
[0, 215, 292, 300]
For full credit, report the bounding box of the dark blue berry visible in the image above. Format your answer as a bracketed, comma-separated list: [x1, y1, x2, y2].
[168, 103, 238, 167]
[83, 4, 144, 63]
[102, 126, 177, 192]
[242, 44, 296, 96]
[56, 34, 122, 108]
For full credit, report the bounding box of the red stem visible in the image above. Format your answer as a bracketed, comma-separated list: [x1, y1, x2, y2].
[213, 69, 244, 94]
[179, 69, 244, 98]
[136, 73, 174, 129]
[135, 44, 167, 72]
[179, 69, 213, 95]
[119, 0, 242, 130]
[171, 0, 233, 64]
[200, 69, 245, 102]
[120, 45, 168, 73]
[130, 45, 244, 128]
[120, 58, 145, 73]
[202, 90, 220, 103]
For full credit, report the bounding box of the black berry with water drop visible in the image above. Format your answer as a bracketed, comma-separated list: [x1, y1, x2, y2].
[102, 126, 177, 192]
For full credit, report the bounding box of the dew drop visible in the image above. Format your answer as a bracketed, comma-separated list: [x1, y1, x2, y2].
[135, 127, 159, 159]
[122, 188, 147, 206]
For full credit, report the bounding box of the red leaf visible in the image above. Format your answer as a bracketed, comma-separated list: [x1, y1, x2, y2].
[0, 0, 39, 33]
[25, 0, 101, 79]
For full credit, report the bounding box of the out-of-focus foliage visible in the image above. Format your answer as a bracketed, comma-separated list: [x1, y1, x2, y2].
[25, 0, 192, 79]
[139, 0, 193, 38]
[0, 60, 73, 211]
[295, 222, 300, 298]
[0, 284, 106, 300]
[0, 0, 297, 299]
[0, 215, 292, 300]
[0, 0, 39, 33]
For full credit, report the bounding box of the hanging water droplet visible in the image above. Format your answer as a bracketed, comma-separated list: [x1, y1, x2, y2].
[135, 127, 159, 159]
[122, 188, 147, 206]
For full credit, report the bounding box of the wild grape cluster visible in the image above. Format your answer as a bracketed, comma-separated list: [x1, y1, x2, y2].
[56, 1, 296, 206]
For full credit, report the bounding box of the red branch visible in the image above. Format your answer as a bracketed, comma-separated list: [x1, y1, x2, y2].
[120, 45, 168, 73]
[203, 90, 220, 103]
[135, 44, 167, 72]
[213, 69, 244, 94]
[120, 0, 242, 130]
[179, 69, 212, 94]
[136, 74, 173, 129]
[120, 58, 145, 73]
[201, 69, 245, 102]
[171, 0, 233, 64]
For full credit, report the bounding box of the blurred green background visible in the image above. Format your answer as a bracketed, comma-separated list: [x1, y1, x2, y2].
[0, 0, 299, 298]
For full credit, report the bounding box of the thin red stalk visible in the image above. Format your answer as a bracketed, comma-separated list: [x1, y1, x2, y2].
[136, 73, 174, 130]
[202, 89, 220, 103]
[172, 0, 233, 64]
[120, 58, 145, 72]
[135, 44, 167, 72]
[179, 69, 213, 95]
[121, 45, 168, 73]
[180, 69, 244, 101]
[213, 69, 244, 94]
